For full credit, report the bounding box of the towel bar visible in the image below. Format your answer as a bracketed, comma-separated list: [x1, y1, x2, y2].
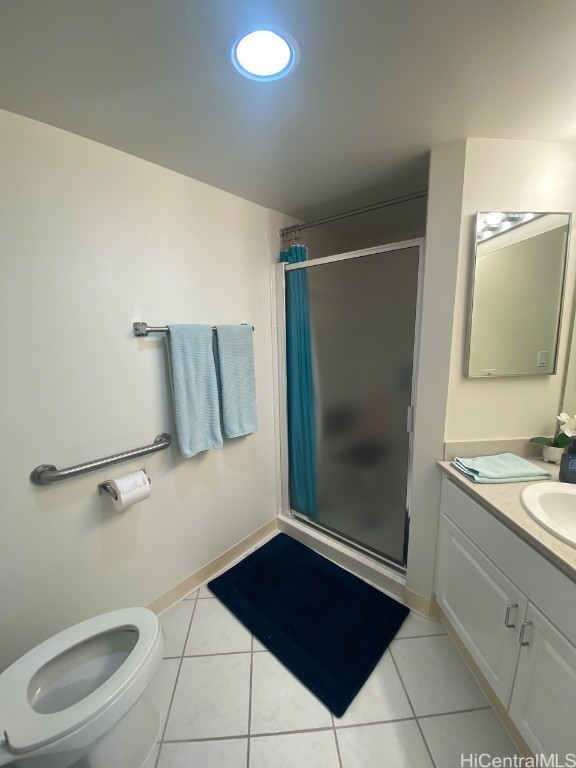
[30, 433, 171, 485]
[133, 321, 254, 337]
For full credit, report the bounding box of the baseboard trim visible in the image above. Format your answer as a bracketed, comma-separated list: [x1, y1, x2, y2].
[404, 590, 440, 619]
[147, 519, 279, 615]
[440, 609, 533, 758]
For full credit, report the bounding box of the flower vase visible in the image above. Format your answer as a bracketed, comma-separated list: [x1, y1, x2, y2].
[542, 445, 565, 464]
[559, 440, 576, 483]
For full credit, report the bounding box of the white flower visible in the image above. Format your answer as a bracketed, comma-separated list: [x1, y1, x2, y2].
[558, 412, 576, 438]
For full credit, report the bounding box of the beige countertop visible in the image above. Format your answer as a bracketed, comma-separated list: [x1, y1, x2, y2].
[438, 459, 576, 584]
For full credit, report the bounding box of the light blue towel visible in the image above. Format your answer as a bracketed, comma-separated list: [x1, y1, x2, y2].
[166, 325, 223, 458]
[214, 325, 257, 438]
[451, 452, 551, 484]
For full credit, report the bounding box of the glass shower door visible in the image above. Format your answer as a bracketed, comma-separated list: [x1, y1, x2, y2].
[284, 244, 420, 566]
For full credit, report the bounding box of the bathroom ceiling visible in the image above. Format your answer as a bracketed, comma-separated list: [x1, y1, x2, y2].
[1, 0, 576, 222]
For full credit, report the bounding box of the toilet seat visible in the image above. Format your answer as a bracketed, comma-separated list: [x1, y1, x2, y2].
[0, 608, 161, 755]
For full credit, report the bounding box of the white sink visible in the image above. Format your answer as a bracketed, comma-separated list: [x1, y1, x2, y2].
[521, 482, 576, 548]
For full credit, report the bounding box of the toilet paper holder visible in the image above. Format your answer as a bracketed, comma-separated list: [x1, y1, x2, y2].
[99, 469, 149, 499]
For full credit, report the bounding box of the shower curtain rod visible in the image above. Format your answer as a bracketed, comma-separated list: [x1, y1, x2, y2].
[279, 189, 428, 236]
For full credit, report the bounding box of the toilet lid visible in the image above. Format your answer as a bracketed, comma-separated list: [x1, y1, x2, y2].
[0, 608, 160, 754]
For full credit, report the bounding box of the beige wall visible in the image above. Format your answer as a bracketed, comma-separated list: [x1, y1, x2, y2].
[407, 137, 576, 604]
[4, 111, 576, 667]
[446, 139, 576, 441]
[405, 140, 467, 601]
[0, 109, 278, 669]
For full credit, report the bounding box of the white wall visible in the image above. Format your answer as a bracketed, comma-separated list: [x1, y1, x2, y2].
[446, 139, 576, 441]
[0, 109, 278, 669]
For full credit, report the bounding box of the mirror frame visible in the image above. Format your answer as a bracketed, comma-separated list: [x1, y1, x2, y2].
[465, 210, 571, 378]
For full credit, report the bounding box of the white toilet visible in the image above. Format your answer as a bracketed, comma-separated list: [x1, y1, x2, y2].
[0, 607, 164, 768]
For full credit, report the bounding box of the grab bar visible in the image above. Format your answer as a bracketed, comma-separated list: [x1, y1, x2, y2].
[30, 433, 171, 485]
[133, 321, 254, 336]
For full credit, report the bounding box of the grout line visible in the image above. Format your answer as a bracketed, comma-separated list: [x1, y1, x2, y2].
[247, 637, 254, 768]
[163, 727, 337, 744]
[164, 735, 251, 743]
[416, 705, 492, 720]
[414, 718, 436, 767]
[394, 631, 447, 640]
[333, 732, 344, 768]
[331, 713, 344, 768]
[155, 594, 200, 762]
[388, 645, 437, 768]
[168, 648, 252, 659]
[333, 715, 416, 731]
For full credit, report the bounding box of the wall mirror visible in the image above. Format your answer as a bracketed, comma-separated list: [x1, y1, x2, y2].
[466, 211, 571, 377]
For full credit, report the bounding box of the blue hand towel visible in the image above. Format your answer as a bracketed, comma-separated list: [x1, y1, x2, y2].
[451, 452, 551, 484]
[214, 325, 257, 438]
[166, 325, 223, 457]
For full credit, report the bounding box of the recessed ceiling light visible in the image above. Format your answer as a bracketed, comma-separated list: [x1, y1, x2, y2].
[232, 30, 299, 81]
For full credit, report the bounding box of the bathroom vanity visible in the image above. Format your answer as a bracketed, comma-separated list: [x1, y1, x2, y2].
[435, 463, 576, 757]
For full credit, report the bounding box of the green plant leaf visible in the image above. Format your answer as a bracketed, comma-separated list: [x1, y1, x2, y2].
[530, 436, 553, 446]
[553, 432, 572, 448]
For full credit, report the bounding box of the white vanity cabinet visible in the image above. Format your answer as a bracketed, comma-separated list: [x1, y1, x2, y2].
[509, 603, 576, 757]
[436, 516, 527, 705]
[436, 475, 576, 757]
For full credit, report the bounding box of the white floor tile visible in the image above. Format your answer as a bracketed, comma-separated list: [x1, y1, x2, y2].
[147, 658, 180, 734]
[143, 582, 517, 768]
[390, 634, 487, 716]
[159, 600, 195, 657]
[337, 720, 434, 768]
[419, 708, 519, 766]
[184, 597, 251, 655]
[183, 589, 198, 600]
[164, 654, 251, 739]
[250, 730, 340, 768]
[395, 611, 446, 639]
[157, 738, 247, 768]
[252, 635, 267, 652]
[334, 650, 412, 726]
[250, 652, 333, 734]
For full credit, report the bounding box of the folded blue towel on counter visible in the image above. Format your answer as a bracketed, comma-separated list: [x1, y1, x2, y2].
[166, 324, 223, 457]
[214, 325, 257, 438]
[451, 452, 551, 483]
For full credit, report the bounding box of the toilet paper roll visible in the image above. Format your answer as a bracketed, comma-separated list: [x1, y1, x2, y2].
[109, 470, 150, 511]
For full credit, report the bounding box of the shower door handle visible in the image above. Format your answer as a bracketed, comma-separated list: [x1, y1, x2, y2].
[406, 406, 415, 433]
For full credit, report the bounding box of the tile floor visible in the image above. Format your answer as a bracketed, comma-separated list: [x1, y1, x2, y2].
[143, 585, 520, 768]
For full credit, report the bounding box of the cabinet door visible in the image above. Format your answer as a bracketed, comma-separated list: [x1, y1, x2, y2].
[436, 516, 528, 706]
[509, 603, 576, 758]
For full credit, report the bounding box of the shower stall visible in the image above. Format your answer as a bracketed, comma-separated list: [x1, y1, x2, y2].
[280, 239, 423, 571]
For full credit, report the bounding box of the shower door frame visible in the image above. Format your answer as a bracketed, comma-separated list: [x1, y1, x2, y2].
[277, 238, 425, 576]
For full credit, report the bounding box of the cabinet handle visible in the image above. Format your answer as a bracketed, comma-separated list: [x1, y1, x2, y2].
[504, 603, 518, 628]
[519, 620, 534, 647]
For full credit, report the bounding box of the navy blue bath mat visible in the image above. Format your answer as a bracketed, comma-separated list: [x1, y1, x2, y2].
[208, 533, 409, 716]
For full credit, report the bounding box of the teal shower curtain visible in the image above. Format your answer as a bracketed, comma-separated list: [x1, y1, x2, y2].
[280, 244, 317, 518]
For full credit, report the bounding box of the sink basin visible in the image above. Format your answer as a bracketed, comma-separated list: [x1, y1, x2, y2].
[521, 482, 576, 548]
